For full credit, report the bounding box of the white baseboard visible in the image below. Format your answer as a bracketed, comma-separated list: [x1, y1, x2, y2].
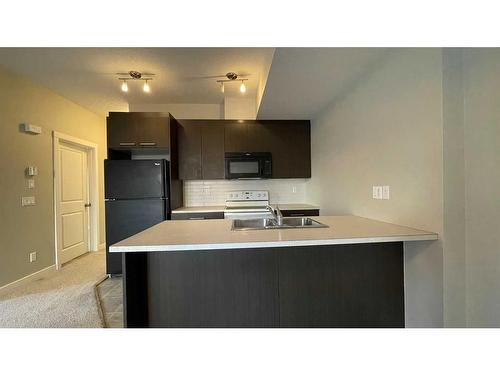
[0, 265, 57, 296]
[98, 242, 106, 251]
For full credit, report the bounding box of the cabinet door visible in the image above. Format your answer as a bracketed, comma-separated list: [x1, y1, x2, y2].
[178, 121, 202, 180]
[147, 249, 280, 327]
[286, 122, 311, 178]
[248, 121, 310, 178]
[107, 113, 137, 148]
[135, 114, 170, 148]
[201, 124, 225, 179]
[224, 121, 248, 152]
[278, 243, 404, 327]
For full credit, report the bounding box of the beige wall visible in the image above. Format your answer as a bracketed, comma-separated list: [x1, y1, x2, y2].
[128, 103, 223, 119]
[462, 49, 500, 327]
[308, 49, 444, 327]
[0, 66, 106, 288]
[442, 49, 466, 327]
[224, 97, 257, 120]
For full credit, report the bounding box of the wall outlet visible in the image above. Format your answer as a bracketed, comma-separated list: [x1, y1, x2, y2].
[28, 179, 35, 189]
[21, 196, 36, 206]
[29, 251, 37, 263]
[382, 185, 390, 200]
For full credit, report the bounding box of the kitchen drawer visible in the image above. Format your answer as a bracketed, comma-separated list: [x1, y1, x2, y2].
[171, 212, 224, 220]
[281, 209, 319, 217]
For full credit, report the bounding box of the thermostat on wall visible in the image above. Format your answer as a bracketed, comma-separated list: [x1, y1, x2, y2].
[22, 123, 42, 135]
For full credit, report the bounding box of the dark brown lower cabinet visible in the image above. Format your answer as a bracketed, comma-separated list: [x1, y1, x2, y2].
[147, 250, 279, 327]
[122, 242, 404, 328]
[278, 243, 404, 327]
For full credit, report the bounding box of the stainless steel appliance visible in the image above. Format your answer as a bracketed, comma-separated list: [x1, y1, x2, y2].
[223, 190, 274, 220]
[224, 152, 272, 179]
[104, 159, 170, 275]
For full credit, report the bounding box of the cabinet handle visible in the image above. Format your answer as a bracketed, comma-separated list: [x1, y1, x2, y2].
[289, 213, 305, 216]
[139, 142, 157, 147]
[119, 142, 136, 146]
[188, 217, 205, 220]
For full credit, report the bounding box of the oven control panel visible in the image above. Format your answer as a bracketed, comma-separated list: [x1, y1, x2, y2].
[226, 190, 269, 202]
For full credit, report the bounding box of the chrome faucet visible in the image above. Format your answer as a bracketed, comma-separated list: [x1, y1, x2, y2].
[266, 205, 283, 226]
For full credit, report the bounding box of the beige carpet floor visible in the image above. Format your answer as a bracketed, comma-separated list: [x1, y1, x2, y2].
[0, 251, 106, 328]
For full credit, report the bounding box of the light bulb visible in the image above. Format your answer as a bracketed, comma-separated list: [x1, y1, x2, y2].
[121, 80, 128, 92]
[143, 80, 150, 93]
[239, 81, 246, 93]
[221, 82, 225, 93]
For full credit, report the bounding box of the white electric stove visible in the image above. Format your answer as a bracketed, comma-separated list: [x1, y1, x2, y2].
[223, 190, 274, 220]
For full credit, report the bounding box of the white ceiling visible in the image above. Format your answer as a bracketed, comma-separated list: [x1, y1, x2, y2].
[0, 48, 274, 115]
[257, 48, 388, 119]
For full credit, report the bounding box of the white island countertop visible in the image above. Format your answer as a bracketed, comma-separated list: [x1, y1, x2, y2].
[110, 215, 438, 253]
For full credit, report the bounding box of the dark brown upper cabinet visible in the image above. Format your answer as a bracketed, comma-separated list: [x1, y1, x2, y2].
[107, 112, 170, 149]
[178, 120, 226, 180]
[201, 123, 225, 179]
[177, 119, 311, 180]
[245, 120, 311, 178]
[178, 120, 202, 180]
[224, 121, 248, 152]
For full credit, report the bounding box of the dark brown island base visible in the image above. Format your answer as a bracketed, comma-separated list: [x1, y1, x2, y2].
[111, 216, 437, 328]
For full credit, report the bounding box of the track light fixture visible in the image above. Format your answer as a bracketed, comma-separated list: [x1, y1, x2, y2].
[217, 72, 248, 95]
[116, 71, 155, 93]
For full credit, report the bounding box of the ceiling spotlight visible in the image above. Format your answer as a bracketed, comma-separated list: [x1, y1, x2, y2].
[116, 71, 155, 93]
[216, 72, 249, 94]
[121, 80, 128, 93]
[143, 80, 151, 93]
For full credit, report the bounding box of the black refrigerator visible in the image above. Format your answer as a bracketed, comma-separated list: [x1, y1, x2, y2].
[105, 159, 170, 275]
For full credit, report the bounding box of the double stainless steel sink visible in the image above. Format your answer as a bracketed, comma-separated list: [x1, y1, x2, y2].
[231, 217, 328, 231]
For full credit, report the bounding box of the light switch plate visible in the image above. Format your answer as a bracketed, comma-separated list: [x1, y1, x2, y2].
[382, 185, 390, 200]
[29, 251, 37, 263]
[21, 196, 36, 206]
[373, 186, 383, 199]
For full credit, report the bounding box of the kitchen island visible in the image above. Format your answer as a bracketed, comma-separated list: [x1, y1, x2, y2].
[110, 216, 437, 328]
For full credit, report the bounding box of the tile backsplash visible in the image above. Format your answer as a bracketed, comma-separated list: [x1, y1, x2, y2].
[183, 179, 309, 206]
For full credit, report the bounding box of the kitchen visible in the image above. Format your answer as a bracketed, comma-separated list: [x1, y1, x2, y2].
[2, 47, 498, 332]
[2, 2, 500, 373]
[103, 104, 439, 327]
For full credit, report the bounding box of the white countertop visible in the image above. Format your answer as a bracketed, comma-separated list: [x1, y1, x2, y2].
[172, 203, 320, 214]
[110, 215, 438, 253]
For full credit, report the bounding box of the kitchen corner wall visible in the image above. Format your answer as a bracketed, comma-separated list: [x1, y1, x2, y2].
[307, 49, 445, 327]
[184, 179, 308, 206]
[0, 66, 106, 289]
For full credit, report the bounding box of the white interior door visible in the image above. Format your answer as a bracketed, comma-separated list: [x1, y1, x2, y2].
[57, 142, 89, 264]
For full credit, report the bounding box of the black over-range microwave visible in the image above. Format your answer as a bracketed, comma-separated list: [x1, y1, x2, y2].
[224, 152, 272, 179]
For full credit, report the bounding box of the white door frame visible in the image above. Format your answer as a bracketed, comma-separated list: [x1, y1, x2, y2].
[53, 131, 99, 269]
